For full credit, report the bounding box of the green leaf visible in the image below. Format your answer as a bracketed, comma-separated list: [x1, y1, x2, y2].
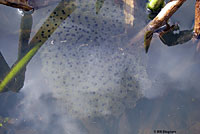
[147, 0, 165, 12]
[96, 0, 105, 14]
[0, 0, 76, 92]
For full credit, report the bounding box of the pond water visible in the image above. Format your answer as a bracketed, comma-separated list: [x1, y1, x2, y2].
[0, 0, 200, 134]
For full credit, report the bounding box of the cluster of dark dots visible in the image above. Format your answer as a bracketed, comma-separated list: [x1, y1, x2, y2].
[39, 0, 148, 118]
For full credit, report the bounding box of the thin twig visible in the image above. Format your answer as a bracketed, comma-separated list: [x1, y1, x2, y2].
[128, 0, 187, 48]
[146, 0, 186, 31]
[0, 0, 33, 11]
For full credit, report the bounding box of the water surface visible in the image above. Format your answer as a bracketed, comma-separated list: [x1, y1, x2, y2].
[0, 0, 200, 134]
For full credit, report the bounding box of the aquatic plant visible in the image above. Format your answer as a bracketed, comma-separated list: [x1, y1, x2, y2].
[146, 0, 165, 12]
[144, 0, 200, 52]
[0, 0, 149, 120]
[0, 0, 76, 92]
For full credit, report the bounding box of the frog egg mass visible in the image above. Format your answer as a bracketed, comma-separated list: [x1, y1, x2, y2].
[38, 0, 151, 118]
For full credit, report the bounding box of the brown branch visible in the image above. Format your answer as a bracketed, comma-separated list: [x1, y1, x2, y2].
[146, 0, 186, 31]
[0, 0, 33, 11]
[194, 0, 200, 38]
[128, 0, 187, 50]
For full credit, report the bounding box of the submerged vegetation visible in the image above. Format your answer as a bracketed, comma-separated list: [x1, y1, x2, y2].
[0, 0, 76, 92]
[1, 0, 199, 92]
[0, 0, 200, 134]
[144, 0, 200, 53]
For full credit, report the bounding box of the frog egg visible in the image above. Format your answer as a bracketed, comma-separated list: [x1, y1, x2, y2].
[39, 0, 149, 119]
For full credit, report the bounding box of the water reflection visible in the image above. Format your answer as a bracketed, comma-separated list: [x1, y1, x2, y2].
[0, 0, 200, 134]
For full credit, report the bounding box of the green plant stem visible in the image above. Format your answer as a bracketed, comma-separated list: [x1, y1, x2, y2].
[0, 42, 42, 92]
[0, 0, 76, 92]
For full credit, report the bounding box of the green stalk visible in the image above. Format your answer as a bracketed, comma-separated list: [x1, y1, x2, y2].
[0, 42, 42, 92]
[0, 0, 76, 92]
